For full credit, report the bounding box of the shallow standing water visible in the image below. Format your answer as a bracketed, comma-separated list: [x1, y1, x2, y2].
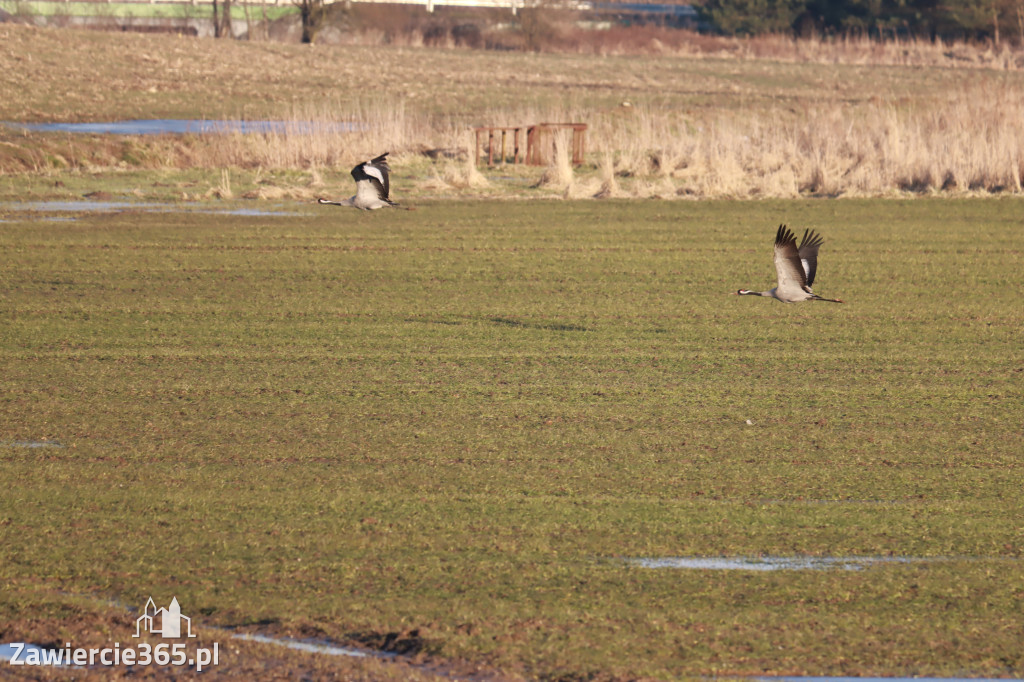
[758, 678, 1023, 682]
[757, 675, 1019, 679]
[2, 200, 298, 217]
[625, 556, 945, 571]
[3, 439, 63, 448]
[231, 633, 395, 660]
[3, 120, 357, 135]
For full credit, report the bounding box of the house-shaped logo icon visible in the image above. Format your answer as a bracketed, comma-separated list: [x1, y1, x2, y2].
[134, 597, 196, 639]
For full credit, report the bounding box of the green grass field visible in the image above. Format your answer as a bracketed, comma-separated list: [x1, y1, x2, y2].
[1, 197, 1022, 678]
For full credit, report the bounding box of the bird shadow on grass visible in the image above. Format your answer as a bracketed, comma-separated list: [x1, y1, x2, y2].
[404, 315, 593, 332]
[488, 316, 592, 332]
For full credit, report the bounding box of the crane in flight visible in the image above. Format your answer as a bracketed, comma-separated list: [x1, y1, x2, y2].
[318, 152, 397, 210]
[736, 224, 843, 303]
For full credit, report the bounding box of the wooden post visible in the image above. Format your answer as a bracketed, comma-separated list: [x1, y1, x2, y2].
[474, 123, 585, 167]
[530, 124, 542, 166]
[572, 124, 586, 165]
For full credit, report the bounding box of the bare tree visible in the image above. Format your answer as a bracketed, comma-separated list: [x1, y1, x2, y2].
[1017, 0, 1024, 43]
[241, 0, 254, 40]
[518, 0, 572, 52]
[942, 0, 1018, 44]
[294, 0, 327, 43]
[221, 0, 233, 38]
[211, 0, 233, 38]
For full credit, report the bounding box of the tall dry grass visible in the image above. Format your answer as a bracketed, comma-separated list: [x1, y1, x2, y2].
[8, 63, 1019, 200]
[584, 79, 1024, 198]
[198, 98, 464, 170]
[535, 129, 576, 193]
[183, 77, 1024, 199]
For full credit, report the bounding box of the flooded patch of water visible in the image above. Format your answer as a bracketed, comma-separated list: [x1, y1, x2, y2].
[232, 633, 395, 660]
[757, 678, 1024, 682]
[626, 556, 936, 571]
[9, 201, 164, 213]
[4, 120, 358, 136]
[4, 201, 296, 217]
[4, 439, 64, 448]
[215, 207, 295, 217]
[0, 642, 77, 667]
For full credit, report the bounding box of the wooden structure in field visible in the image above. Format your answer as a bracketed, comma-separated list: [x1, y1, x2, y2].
[474, 123, 587, 167]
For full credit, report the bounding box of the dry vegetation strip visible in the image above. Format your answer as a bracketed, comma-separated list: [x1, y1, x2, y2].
[3, 23, 1024, 199]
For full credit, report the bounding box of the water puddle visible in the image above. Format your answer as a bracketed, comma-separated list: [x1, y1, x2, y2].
[626, 556, 936, 571]
[231, 633, 395, 660]
[9, 201, 163, 212]
[4, 439, 64, 448]
[215, 207, 296, 216]
[4, 119, 358, 136]
[757, 678, 1024, 682]
[4, 201, 296, 217]
[0, 642, 78, 667]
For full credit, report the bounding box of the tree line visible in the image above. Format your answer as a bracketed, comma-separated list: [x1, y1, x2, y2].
[699, 0, 1024, 44]
[282, 0, 1024, 46]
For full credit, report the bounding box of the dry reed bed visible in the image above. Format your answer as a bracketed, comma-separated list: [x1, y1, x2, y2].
[589, 82, 1024, 198]
[202, 78, 1024, 199]
[3, 23, 1024, 198]
[6, 88, 1022, 199]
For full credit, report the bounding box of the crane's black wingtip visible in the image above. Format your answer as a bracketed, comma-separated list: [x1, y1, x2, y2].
[774, 223, 795, 246]
[800, 228, 824, 249]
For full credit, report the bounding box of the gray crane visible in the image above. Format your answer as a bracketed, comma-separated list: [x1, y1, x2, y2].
[317, 152, 396, 210]
[736, 224, 843, 303]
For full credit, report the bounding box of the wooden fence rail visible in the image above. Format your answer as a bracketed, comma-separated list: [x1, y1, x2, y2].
[474, 123, 587, 167]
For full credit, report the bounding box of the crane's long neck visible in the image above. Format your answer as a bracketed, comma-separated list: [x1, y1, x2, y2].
[737, 288, 776, 298]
